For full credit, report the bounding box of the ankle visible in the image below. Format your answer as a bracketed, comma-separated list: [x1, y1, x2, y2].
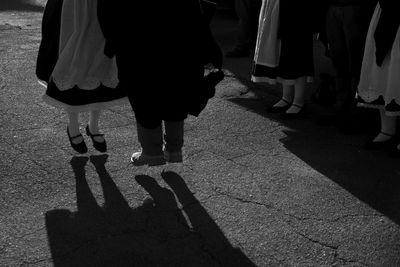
[88, 124, 100, 134]
[373, 132, 395, 142]
[286, 103, 304, 114]
[67, 124, 80, 137]
[292, 101, 304, 108]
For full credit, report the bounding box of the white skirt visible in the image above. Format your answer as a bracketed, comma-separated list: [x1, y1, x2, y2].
[253, 0, 280, 69]
[51, 0, 118, 90]
[357, 3, 400, 116]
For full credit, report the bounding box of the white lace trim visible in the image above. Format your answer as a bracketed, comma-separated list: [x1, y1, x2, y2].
[358, 102, 400, 117]
[358, 85, 400, 106]
[52, 73, 119, 90]
[251, 75, 313, 85]
[42, 94, 129, 112]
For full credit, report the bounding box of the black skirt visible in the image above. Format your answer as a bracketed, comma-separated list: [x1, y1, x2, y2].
[42, 80, 127, 112]
[252, 35, 314, 84]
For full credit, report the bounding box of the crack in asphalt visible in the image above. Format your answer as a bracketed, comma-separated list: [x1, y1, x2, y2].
[280, 208, 387, 226]
[22, 257, 51, 265]
[332, 253, 370, 267]
[293, 229, 339, 251]
[211, 186, 272, 209]
[207, 187, 387, 266]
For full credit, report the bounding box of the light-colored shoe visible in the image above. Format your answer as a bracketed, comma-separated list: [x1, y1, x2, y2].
[130, 151, 166, 166]
[163, 150, 183, 163]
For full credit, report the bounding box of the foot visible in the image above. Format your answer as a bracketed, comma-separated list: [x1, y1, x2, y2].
[285, 103, 304, 114]
[364, 132, 396, 150]
[130, 151, 166, 166]
[373, 132, 394, 142]
[85, 125, 107, 152]
[67, 124, 83, 144]
[266, 98, 291, 113]
[87, 125, 105, 143]
[164, 150, 183, 163]
[280, 104, 306, 119]
[67, 126, 87, 154]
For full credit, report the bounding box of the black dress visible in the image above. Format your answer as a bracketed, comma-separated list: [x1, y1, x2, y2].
[252, 0, 317, 84]
[36, 0, 127, 112]
[97, 0, 223, 128]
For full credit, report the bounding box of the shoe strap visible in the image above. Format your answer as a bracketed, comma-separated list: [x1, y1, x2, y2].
[380, 131, 394, 137]
[68, 127, 83, 141]
[291, 103, 304, 109]
[281, 98, 291, 105]
[70, 133, 83, 141]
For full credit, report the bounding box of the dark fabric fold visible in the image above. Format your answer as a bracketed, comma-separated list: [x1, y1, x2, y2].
[278, 0, 323, 40]
[374, 0, 400, 66]
[36, 0, 63, 82]
[97, 0, 223, 119]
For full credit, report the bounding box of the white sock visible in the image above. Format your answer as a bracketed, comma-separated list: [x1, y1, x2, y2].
[89, 110, 104, 143]
[67, 112, 82, 144]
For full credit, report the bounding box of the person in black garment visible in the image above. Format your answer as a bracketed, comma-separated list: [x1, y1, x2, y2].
[97, 0, 223, 165]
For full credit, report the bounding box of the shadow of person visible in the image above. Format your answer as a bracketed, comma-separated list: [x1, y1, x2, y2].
[45, 155, 152, 266]
[280, 129, 400, 225]
[0, 0, 44, 12]
[160, 171, 257, 267]
[45, 156, 256, 266]
[218, 94, 400, 225]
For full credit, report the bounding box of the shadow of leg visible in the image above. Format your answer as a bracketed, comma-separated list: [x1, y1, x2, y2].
[45, 156, 102, 266]
[161, 171, 256, 267]
[90, 154, 131, 218]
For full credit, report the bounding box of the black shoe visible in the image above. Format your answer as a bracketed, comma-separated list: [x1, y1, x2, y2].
[67, 127, 88, 154]
[363, 132, 396, 150]
[266, 99, 291, 113]
[280, 104, 306, 120]
[225, 46, 250, 58]
[85, 125, 107, 152]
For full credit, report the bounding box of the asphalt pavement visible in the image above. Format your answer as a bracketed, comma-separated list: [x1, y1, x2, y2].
[0, 1, 400, 266]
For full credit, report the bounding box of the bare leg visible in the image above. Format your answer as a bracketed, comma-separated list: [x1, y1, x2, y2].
[273, 84, 294, 107]
[373, 110, 396, 142]
[89, 110, 104, 142]
[286, 76, 306, 114]
[67, 111, 83, 144]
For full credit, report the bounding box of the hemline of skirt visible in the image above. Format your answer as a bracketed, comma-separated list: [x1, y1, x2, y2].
[43, 94, 130, 112]
[357, 102, 400, 117]
[251, 75, 313, 85]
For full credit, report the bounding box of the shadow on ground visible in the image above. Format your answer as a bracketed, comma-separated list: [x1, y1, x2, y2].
[0, 0, 44, 12]
[227, 96, 400, 226]
[45, 155, 256, 267]
[210, 10, 400, 226]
